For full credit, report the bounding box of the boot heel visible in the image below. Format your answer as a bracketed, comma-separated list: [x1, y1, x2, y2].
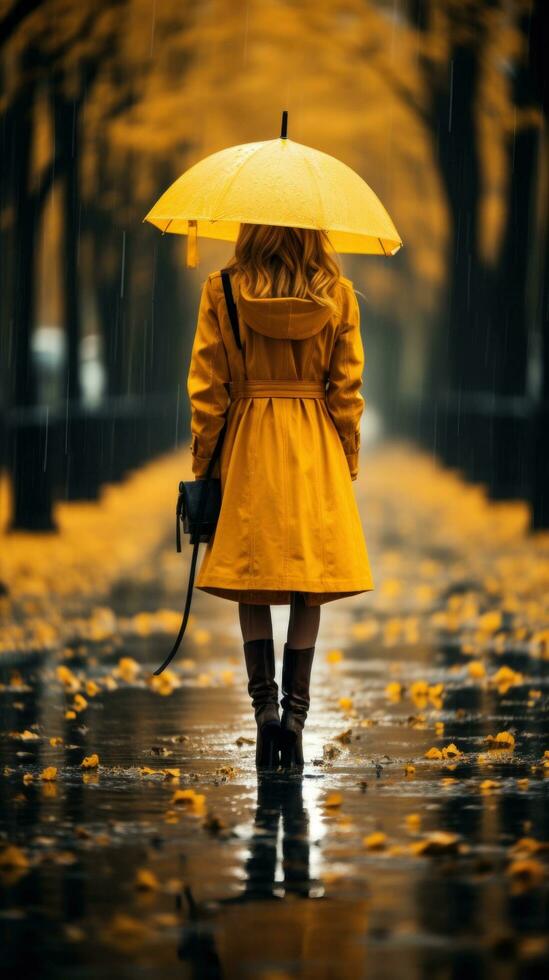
[257, 721, 281, 769]
[280, 726, 303, 770]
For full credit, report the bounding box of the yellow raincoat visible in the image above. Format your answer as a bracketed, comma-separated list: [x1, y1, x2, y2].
[187, 270, 374, 605]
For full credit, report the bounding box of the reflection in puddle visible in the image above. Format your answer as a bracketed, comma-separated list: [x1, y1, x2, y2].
[178, 774, 324, 974]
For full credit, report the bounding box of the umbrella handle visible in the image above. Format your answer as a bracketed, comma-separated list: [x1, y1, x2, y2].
[280, 110, 288, 139]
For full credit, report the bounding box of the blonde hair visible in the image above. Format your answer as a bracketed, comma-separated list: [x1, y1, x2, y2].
[225, 224, 343, 316]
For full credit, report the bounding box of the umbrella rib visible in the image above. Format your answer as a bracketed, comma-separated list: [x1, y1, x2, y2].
[378, 237, 387, 256]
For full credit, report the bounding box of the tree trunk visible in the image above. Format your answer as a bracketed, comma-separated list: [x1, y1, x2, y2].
[6, 48, 58, 532]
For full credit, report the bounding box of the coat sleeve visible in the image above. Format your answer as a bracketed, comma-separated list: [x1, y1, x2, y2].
[187, 276, 230, 478]
[326, 287, 365, 481]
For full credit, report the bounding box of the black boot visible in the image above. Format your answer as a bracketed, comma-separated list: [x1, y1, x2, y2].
[280, 643, 315, 770]
[243, 638, 281, 769]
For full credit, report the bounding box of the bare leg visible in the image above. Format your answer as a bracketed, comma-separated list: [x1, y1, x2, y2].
[286, 592, 321, 648]
[239, 602, 273, 642]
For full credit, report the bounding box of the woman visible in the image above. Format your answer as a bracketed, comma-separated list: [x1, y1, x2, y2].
[187, 223, 374, 770]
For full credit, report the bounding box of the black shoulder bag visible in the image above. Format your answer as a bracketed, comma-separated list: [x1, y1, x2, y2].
[153, 268, 242, 675]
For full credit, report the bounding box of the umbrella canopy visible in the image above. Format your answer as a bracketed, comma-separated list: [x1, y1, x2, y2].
[143, 112, 403, 265]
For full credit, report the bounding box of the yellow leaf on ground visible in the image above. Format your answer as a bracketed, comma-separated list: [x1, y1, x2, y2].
[116, 657, 140, 682]
[486, 731, 515, 750]
[506, 859, 545, 893]
[40, 767, 57, 781]
[135, 868, 160, 891]
[171, 788, 206, 814]
[410, 832, 460, 856]
[480, 779, 500, 793]
[81, 753, 99, 769]
[363, 832, 387, 851]
[405, 813, 421, 831]
[9, 729, 40, 741]
[478, 611, 502, 633]
[0, 845, 29, 869]
[56, 665, 80, 691]
[338, 697, 353, 712]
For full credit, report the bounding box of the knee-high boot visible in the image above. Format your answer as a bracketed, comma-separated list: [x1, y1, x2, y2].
[280, 642, 315, 769]
[243, 638, 281, 769]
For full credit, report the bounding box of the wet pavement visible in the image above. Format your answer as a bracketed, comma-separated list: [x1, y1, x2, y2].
[1, 443, 549, 978]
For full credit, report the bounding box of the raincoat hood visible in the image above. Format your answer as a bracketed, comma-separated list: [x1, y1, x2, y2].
[238, 285, 334, 340]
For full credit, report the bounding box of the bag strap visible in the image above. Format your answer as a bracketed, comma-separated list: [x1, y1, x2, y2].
[154, 270, 240, 675]
[221, 268, 242, 350]
[153, 418, 227, 676]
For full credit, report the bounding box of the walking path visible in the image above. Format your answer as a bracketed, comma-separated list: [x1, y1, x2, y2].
[1, 441, 548, 978]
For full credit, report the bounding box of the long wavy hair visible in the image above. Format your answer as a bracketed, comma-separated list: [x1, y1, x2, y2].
[224, 223, 343, 316]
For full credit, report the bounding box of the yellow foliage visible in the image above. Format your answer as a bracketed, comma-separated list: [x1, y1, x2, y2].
[324, 792, 343, 808]
[116, 657, 140, 682]
[135, 868, 160, 891]
[485, 731, 515, 750]
[491, 665, 523, 693]
[56, 665, 80, 691]
[0, 845, 29, 869]
[40, 767, 57, 781]
[480, 780, 500, 793]
[405, 813, 421, 831]
[171, 788, 206, 814]
[477, 611, 502, 633]
[148, 670, 178, 696]
[363, 832, 387, 851]
[506, 859, 545, 893]
[338, 697, 353, 712]
[81, 753, 100, 769]
[410, 832, 460, 856]
[9, 729, 39, 741]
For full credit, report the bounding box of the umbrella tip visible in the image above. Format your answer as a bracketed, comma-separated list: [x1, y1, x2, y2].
[280, 110, 288, 139]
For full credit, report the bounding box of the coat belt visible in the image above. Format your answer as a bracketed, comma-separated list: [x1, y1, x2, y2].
[229, 379, 327, 400]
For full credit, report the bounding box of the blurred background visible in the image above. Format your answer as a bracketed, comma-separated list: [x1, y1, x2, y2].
[0, 0, 547, 534]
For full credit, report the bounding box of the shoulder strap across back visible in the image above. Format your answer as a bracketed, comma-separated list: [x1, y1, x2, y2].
[220, 268, 242, 351]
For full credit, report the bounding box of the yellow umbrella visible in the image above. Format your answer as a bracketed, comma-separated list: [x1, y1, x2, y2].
[143, 111, 403, 267]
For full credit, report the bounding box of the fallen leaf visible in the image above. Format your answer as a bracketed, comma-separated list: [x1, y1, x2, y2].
[410, 831, 461, 856]
[363, 832, 387, 851]
[40, 767, 58, 781]
[135, 868, 160, 891]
